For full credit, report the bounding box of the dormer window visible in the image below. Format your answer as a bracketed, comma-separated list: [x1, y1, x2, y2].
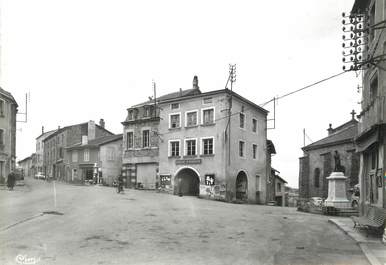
[144, 106, 151, 118]
[171, 103, 180, 110]
[127, 108, 138, 120]
[128, 110, 134, 120]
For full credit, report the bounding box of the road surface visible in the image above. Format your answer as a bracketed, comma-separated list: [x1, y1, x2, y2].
[0, 178, 369, 265]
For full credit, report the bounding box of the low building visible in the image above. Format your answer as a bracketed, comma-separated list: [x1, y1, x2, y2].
[299, 113, 359, 201]
[66, 134, 121, 184]
[0, 88, 18, 183]
[18, 155, 34, 178]
[274, 174, 287, 207]
[98, 134, 122, 186]
[285, 187, 299, 207]
[267, 167, 287, 206]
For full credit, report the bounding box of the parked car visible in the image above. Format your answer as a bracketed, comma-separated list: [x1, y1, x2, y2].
[14, 169, 25, 186]
[34, 172, 46, 180]
[309, 197, 324, 207]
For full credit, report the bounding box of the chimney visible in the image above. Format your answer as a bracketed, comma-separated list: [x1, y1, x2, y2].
[88, 120, 96, 141]
[193, 75, 199, 89]
[327, 123, 333, 135]
[179, 88, 183, 97]
[58, 126, 60, 130]
[42, 126, 44, 134]
[99, 119, 105, 128]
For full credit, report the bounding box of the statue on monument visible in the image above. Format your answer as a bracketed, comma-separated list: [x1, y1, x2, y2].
[334, 150, 342, 172]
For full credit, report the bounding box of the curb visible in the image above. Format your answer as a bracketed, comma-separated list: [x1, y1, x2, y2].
[359, 243, 382, 265]
[328, 219, 383, 265]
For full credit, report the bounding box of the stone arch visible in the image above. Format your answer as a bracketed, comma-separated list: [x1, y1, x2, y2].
[236, 170, 248, 201]
[174, 167, 200, 196]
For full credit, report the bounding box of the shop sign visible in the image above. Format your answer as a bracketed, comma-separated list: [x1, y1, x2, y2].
[175, 159, 201, 165]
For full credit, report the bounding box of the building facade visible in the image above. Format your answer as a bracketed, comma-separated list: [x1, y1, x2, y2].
[121, 86, 201, 189]
[99, 135, 123, 186]
[66, 134, 122, 184]
[0, 88, 18, 183]
[299, 116, 359, 201]
[159, 86, 268, 203]
[35, 127, 57, 176]
[122, 76, 270, 204]
[18, 155, 33, 178]
[351, 0, 386, 218]
[267, 168, 287, 206]
[43, 120, 114, 182]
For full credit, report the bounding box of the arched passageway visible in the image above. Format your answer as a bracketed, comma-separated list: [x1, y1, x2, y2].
[236, 171, 248, 201]
[174, 168, 200, 196]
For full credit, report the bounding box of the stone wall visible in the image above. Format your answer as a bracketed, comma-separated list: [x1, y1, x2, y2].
[301, 142, 358, 199]
[299, 156, 310, 198]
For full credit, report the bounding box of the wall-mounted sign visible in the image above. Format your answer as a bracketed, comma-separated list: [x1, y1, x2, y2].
[175, 159, 202, 165]
[160, 174, 171, 187]
[205, 174, 215, 186]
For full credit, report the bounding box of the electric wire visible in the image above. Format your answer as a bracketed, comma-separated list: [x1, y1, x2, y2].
[134, 70, 350, 139]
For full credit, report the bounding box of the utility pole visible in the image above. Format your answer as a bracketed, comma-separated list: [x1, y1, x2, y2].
[227, 64, 236, 165]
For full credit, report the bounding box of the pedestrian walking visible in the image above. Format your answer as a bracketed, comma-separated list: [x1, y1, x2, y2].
[7, 171, 16, 190]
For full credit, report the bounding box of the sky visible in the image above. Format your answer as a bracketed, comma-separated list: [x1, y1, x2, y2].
[1, 0, 360, 188]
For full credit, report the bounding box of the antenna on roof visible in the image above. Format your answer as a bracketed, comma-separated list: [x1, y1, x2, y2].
[17, 92, 29, 123]
[152, 79, 157, 118]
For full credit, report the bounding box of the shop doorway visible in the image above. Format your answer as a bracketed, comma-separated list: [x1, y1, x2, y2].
[236, 171, 248, 201]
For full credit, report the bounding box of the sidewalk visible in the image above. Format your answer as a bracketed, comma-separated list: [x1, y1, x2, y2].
[329, 218, 386, 265]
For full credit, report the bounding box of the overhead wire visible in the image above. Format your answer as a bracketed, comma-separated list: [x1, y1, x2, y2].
[147, 70, 350, 139]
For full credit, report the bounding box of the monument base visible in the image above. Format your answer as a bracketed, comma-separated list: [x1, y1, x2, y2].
[324, 199, 350, 208]
[325, 172, 350, 209]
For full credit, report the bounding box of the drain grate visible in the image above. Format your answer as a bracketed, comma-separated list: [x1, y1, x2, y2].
[42, 211, 64, 215]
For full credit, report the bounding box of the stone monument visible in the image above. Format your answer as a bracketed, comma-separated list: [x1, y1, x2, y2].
[325, 151, 350, 208]
[324, 172, 350, 208]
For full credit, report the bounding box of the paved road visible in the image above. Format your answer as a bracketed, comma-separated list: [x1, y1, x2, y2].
[0, 179, 369, 265]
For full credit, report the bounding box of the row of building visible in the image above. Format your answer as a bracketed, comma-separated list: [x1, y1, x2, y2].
[0, 87, 18, 184]
[300, 0, 386, 220]
[18, 77, 289, 205]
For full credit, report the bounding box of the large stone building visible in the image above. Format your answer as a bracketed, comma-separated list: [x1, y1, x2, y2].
[122, 76, 270, 204]
[43, 120, 114, 181]
[299, 114, 359, 200]
[0, 88, 18, 183]
[121, 86, 200, 189]
[350, 0, 386, 217]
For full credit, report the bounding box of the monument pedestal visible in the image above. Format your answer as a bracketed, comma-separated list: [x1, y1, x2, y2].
[324, 172, 350, 208]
